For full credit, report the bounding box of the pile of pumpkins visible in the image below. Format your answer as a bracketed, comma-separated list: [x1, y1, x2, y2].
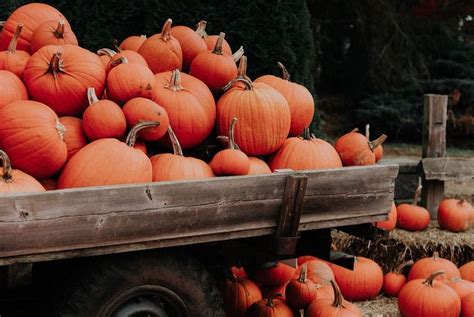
[0, 2, 387, 193]
[224, 254, 474, 316]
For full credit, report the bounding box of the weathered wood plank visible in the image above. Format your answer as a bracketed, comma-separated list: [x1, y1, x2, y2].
[422, 157, 474, 181]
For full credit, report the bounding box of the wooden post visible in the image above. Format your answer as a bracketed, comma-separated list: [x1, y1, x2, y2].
[421, 94, 447, 219]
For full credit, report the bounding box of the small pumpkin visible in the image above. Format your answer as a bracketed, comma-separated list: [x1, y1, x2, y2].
[195, 20, 232, 55]
[383, 260, 414, 297]
[445, 277, 474, 299]
[82, 87, 127, 141]
[376, 202, 398, 231]
[0, 24, 30, 78]
[98, 43, 148, 73]
[58, 116, 87, 160]
[171, 24, 207, 71]
[138, 19, 182, 74]
[30, 20, 78, 53]
[398, 271, 461, 317]
[397, 178, 430, 231]
[223, 275, 262, 317]
[0, 150, 45, 194]
[297, 259, 335, 285]
[285, 265, 317, 309]
[210, 118, 250, 176]
[150, 126, 214, 181]
[334, 129, 387, 166]
[247, 157, 272, 175]
[123, 97, 169, 141]
[462, 292, 474, 317]
[244, 294, 294, 317]
[365, 124, 383, 162]
[0, 70, 28, 108]
[437, 198, 473, 232]
[460, 261, 474, 282]
[119, 34, 147, 52]
[408, 252, 461, 281]
[249, 262, 296, 287]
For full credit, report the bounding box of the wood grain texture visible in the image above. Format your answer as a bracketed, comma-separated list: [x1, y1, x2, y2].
[422, 157, 474, 181]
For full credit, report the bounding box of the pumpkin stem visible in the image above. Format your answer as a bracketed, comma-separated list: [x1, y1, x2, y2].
[330, 280, 345, 308]
[394, 260, 414, 274]
[112, 38, 122, 52]
[222, 77, 253, 92]
[277, 62, 291, 81]
[228, 117, 239, 150]
[167, 126, 183, 156]
[161, 18, 173, 41]
[212, 32, 225, 55]
[217, 136, 241, 151]
[53, 20, 66, 39]
[165, 69, 184, 91]
[126, 121, 160, 147]
[0, 150, 13, 183]
[195, 20, 208, 38]
[297, 264, 308, 283]
[412, 177, 422, 205]
[369, 134, 387, 152]
[365, 124, 370, 139]
[55, 119, 66, 141]
[232, 46, 244, 62]
[432, 251, 440, 260]
[266, 294, 283, 308]
[87, 87, 100, 105]
[110, 56, 128, 68]
[234, 55, 251, 82]
[458, 199, 467, 206]
[423, 270, 445, 287]
[350, 128, 359, 133]
[8, 23, 23, 53]
[48, 52, 64, 79]
[302, 127, 312, 140]
[97, 48, 117, 60]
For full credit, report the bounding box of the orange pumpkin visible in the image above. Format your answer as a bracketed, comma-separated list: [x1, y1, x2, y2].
[460, 261, 474, 282]
[190, 32, 238, 92]
[245, 294, 294, 317]
[0, 100, 67, 178]
[150, 126, 214, 181]
[383, 260, 414, 297]
[24, 44, 106, 116]
[376, 202, 398, 231]
[82, 88, 127, 141]
[210, 118, 250, 176]
[58, 116, 87, 160]
[335, 130, 387, 166]
[152, 69, 216, 149]
[314, 283, 336, 302]
[123, 97, 169, 141]
[462, 292, 474, 317]
[247, 157, 272, 175]
[445, 278, 474, 299]
[58, 122, 157, 189]
[297, 259, 335, 285]
[97, 46, 148, 73]
[119, 35, 147, 52]
[438, 198, 473, 232]
[223, 275, 262, 317]
[285, 265, 317, 309]
[195, 20, 232, 55]
[171, 24, 207, 71]
[30, 20, 78, 53]
[408, 252, 461, 281]
[0, 70, 28, 108]
[398, 271, 461, 317]
[397, 178, 430, 231]
[269, 127, 342, 171]
[255, 62, 314, 136]
[0, 24, 30, 79]
[0, 150, 45, 194]
[138, 19, 182, 74]
[249, 262, 296, 287]
[365, 124, 383, 162]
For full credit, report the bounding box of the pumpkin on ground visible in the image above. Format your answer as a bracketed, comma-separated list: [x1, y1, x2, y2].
[171, 24, 207, 71]
[397, 179, 430, 231]
[365, 124, 383, 162]
[0, 100, 67, 178]
[249, 262, 296, 287]
[462, 292, 474, 317]
[437, 198, 473, 232]
[295, 259, 334, 285]
[0, 24, 30, 78]
[247, 157, 272, 175]
[334, 129, 387, 166]
[285, 265, 317, 309]
[244, 294, 294, 317]
[195, 20, 232, 55]
[58, 116, 87, 160]
[223, 275, 262, 317]
[119, 35, 147, 52]
[376, 202, 398, 231]
[123, 97, 169, 141]
[408, 252, 461, 281]
[150, 126, 214, 181]
[58, 122, 157, 189]
[0, 150, 45, 194]
[255, 62, 315, 136]
[460, 261, 474, 282]
[383, 260, 414, 297]
[445, 278, 474, 299]
[0, 70, 28, 108]
[30, 20, 78, 53]
[398, 271, 461, 317]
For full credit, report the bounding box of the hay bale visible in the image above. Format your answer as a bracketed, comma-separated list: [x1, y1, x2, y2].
[358, 296, 400, 317]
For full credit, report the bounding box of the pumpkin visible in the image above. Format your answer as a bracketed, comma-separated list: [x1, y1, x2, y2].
[383, 260, 414, 297]
[261, 284, 287, 301]
[171, 24, 207, 71]
[119, 35, 147, 52]
[397, 179, 430, 231]
[30, 20, 78, 53]
[217, 68, 291, 156]
[408, 252, 461, 281]
[123, 97, 169, 141]
[150, 126, 214, 181]
[0, 3, 70, 52]
[0, 150, 45, 194]
[0, 24, 30, 78]
[231, 266, 248, 279]
[97, 46, 148, 73]
[82, 87, 127, 140]
[438, 198, 473, 232]
[106, 57, 154, 104]
[365, 124, 383, 162]
[247, 157, 272, 175]
[58, 121, 157, 189]
[460, 261, 474, 282]
[24, 44, 106, 116]
[269, 127, 342, 171]
[297, 259, 335, 285]
[152, 69, 216, 149]
[210, 118, 250, 176]
[285, 265, 317, 309]
[195, 20, 233, 55]
[255, 62, 314, 136]
[376, 202, 398, 231]
[39, 178, 57, 191]
[329, 256, 383, 301]
[0, 100, 67, 178]
[223, 275, 262, 317]
[244, 294, 294, 317]
[306, 280, 363, 317]
[249, 262, 296, 287]
[58, 116, 87, 160]
[462, 292, 474, 317]
[334, 129, 387, 166]
[0, 70, 28, 108]
[398, 271, 461, 317]
[445, 278, 474, 299]
[190, 32, 238, 92]
[138, 19, 182, 74]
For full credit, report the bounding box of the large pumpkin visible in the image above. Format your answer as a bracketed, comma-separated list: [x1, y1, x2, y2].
[0, 100, 67, 178]
[398, 271, 461, 317]
[138, 19, 182, 74]
[376, 202, 398, 231]
[383, 260, 414, 297]
[437, 198, 473, 232]
[244, 295, 294, 317]
[58, 116, 87, 160]
[408, 252, 461, 281]
[0, 150, 45, 194]
[123, 97, 169, 141]
[58, 122, 157, 189]
[171, 24, 207, 71]
[0, 24, 30, 79]
[151, 69, 216, 149]
[269, 127, 342, 171]
[0, 70, 28, 108]
[255, 62, 315, 136]
[223, 275, 262, 317]
[335, 130, 387, 166]
[30, 20, 78, 53]
[460, 261, 474, 282]
[23, 44, 106, 116]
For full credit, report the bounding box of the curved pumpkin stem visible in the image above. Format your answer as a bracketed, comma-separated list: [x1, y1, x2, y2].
[297, 264, 308, 283]
[48, 52, 64, 79]
[412, 177, 422, 205]
[195, 20, 208, 38]
[212, 32, 225, 55]
[277, 62, 290, 81]
[330, 280, 345, 309]
[97, 48, 117, 60]
[393, 260, 414, 274]
[232, 46, 244, 62]
[87, 87, 100, 105]
[350, 127, 359, 133]
[0, 150, 13, 183]
[423, 270, 445, 287]
[165, 69, 184, 91]
[266, 293, 283, 308]
[167, 126, 183, 156]
[368, 134, 387, 152]
[126, 121, 160, 147]
[222, 77, 253, 92]
[228, 118, 239, 150]
[110, 56, 128, 68]
[161, 18, 173, 41]
[54, 20, 66, 39]
[8, 23, 23, 53]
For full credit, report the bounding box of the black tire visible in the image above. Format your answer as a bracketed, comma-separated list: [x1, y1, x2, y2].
[56, 251, 225, 317]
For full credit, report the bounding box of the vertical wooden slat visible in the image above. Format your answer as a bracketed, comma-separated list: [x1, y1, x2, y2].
[421, 94, 447, 219]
